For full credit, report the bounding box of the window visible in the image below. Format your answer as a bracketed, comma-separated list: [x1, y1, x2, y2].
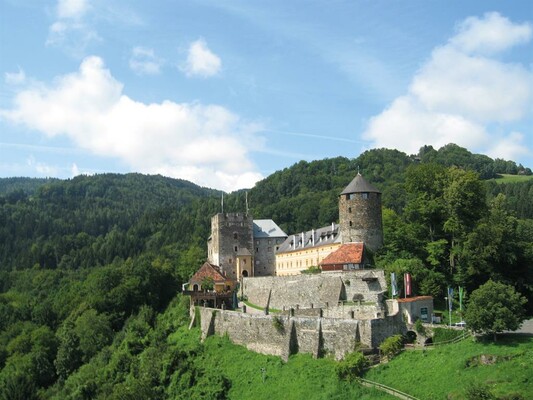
[348, 207, 352, 213]
[234, 246, 238, 252]
[420, 307, 429, 322]
[349, 221, 352, 227]
[233, 232, 238, 239]
[362, 192, 369, 199]
[229, 258, 232, 264]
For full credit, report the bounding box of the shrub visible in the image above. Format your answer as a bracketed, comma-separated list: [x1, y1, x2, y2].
[465, 383, 496, 400]
[379, 335, 403, 360]
[414, 319, 426, 335]
[335, 351, 368, 381]
[301, 266, 321, 274]
[432, 327, 463, 344]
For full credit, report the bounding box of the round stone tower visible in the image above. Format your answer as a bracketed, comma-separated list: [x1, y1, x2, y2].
[338, 173, 383, 252]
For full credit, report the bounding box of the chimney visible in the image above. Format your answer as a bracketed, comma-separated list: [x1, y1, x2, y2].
[311, 229, 315, 247]
[332, 222, 335, 231]
[301, 232, 305, 247]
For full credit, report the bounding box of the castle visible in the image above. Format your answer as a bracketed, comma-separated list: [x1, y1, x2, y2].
[191, 172, 433, 360]
[207, 172, 383, 278]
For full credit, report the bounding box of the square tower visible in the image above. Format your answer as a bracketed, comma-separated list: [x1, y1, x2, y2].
[207, 213, 254, 278]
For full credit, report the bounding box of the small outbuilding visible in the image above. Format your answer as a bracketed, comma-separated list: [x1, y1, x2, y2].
[184, 262, 236, 309]
[397, 296, 434, 324]
[319, 242, 367, 271]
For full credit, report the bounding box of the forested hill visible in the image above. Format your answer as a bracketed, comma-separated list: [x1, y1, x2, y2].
[0, 173, 222, 273]
[0, 144, 532, 398]
[248, 144, 533, 234]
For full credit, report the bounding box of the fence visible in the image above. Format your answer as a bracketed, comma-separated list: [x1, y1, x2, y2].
[358, 378, 420, 400]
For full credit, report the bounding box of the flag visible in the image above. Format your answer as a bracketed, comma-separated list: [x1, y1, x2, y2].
[391, 272, 398, 297]
[459, 286, 464, 312]
[448, 287, 454, 311]
[404, 273, 412, 297]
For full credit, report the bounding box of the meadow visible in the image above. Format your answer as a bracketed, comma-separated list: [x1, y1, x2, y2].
[364, 334, 533, 399]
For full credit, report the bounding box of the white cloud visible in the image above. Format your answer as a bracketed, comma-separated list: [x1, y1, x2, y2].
[450, 12, 532, 55]
[410, 46, 531, 122]
[182, 39, 222, 78]
[5, 69, 26, 85]
[486, 132, 531, 161]
[47, 0, 99, 56]
[1, 56, 263, 191]
[129, 47, 163, 75]
[27, 156, 59, 176]
[363, 12, 533, 161]
[71, 163, 81, 176]
[57, 0, 89, 20]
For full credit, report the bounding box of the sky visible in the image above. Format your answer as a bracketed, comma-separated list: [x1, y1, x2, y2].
[1, 1, 532, 192]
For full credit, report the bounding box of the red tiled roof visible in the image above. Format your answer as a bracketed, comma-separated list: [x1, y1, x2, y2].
[320, 242, 364, 266]
[190, 262, 227, 283]
[397, 296, 433, 303]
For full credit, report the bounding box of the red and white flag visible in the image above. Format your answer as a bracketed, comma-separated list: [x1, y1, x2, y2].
[404, 273, 412, 297]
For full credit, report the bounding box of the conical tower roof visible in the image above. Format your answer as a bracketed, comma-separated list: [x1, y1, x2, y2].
[340, 173, 381, 195]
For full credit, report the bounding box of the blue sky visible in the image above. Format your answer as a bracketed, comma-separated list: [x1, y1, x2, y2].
[1, 0, 532, 191]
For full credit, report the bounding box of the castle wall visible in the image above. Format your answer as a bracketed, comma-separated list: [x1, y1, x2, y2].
[369, 313, 406, 348]
[198, 307, 405, 361]
[243, 270, 387, 310]
[339, 192, 383, 252]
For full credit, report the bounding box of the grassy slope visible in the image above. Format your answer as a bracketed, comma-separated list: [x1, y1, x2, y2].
[193, 334, 395, 400]
[493, 174, 533, 183]
[364, 334, 533, 399]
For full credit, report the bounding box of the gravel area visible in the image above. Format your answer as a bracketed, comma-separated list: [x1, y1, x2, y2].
[515, 318, 533, 334]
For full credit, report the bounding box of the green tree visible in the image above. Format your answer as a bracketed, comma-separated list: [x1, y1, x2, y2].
[379, 335, 403, 360]
[74, 308, 113, 362]
[464, 280, 527, 341]
[335, 351, 368, 381]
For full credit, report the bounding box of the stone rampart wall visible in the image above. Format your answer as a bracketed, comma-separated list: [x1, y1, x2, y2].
[243, 270, 387, 310]
[369, 313, 406, 348]
[198, 306, 405, 361]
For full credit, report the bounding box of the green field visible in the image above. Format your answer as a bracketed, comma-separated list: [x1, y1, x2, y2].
[364, 334, 533, 399]
[493, 174, 533, 183]
[196, 334, 395, 400]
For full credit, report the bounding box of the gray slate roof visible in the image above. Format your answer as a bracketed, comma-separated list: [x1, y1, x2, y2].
[340, 173, 381, 195]
[276, 223, 341, 254]
[253, 219, 287, 238]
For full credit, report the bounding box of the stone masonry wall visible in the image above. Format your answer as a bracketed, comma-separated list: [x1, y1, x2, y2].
[243, 270, 387, 310]
[198, 306, 405, 361]
[339, 192, 383, 252]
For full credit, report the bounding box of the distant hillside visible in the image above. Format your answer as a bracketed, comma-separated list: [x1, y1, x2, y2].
[0, 173, 221, 273]
[247, 144, 532, 233]
[0, 177, 57, 196]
